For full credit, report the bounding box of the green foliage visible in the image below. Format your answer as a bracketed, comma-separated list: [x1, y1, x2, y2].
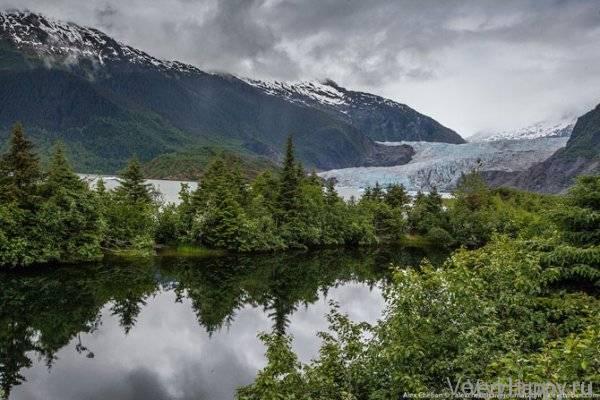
[407, 188, 453, 247]
[157, 139, 378, 252]
[277, 136, 302, 221]
[543, 176, 600, 285]
[239, 237, 600, 398]
[141, 146, 277, 181]
[37, 144, 104, 262]
[114, 157, 154, 204]
[0, 122, 41, 206]
[0, 127, 104, 266]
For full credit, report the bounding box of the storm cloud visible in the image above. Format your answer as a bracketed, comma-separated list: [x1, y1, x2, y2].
[1, 0, 600, 136]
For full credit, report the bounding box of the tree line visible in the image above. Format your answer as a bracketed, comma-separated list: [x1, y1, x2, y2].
[1, 123, 598, 277]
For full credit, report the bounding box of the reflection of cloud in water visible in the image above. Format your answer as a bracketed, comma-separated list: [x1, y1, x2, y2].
[12, 284, 385, 400]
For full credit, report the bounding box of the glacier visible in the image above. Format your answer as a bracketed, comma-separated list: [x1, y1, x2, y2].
[319, 137, 568, 194]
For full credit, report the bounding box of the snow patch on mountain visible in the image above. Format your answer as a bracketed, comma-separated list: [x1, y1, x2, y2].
[242, 77, 411, 114]
[0, 11, 205, 74]
[243, 79, 349, 107]
[471, 119, 575, 142]
[319, 137, 568, 192]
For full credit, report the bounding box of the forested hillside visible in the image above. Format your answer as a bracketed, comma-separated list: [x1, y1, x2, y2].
[0, 11, 462, 174]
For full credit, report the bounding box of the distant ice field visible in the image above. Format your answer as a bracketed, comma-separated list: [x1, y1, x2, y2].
[320, 137, 568, 193]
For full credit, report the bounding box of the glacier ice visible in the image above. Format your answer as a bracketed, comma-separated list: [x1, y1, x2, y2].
[319, 137, 568, 193]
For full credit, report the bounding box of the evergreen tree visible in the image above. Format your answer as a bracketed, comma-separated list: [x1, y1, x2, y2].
[0, 123, 42, 206]
[453, 171, 491, 211]
[115, 157, 153, 204]
[324, 179, 340, 206]
[545, 176, 600, 285]
[371, 182, 384, 202]
[38, 144, 103, 262]
[277, 136, 301, 219]
[101, 158, 157, 253]
[96, 178, 107, 196]
[42, 143, 86, 196]
[189, 157, 251, 250]
[385, 183, 409, 209]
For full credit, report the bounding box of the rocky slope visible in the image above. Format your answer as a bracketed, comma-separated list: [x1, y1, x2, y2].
[0, 11, 461, 173]
[483, 105, 600, 193]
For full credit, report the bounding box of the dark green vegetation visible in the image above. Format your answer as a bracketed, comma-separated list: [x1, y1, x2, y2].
[238, 173, 600, 399]
[141, 147, 278, 181]
[0, 125, 445, 265]
[0, 247, 444, 398]
[2, 124, 599, 270]
[484, 102, 600, 193]
[0, 12, 463, 175]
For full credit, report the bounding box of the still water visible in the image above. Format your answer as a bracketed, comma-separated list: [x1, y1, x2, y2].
[0, 247, 445, 400]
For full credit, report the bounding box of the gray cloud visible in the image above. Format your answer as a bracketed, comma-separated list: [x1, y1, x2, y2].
[1, 0, 600, 135]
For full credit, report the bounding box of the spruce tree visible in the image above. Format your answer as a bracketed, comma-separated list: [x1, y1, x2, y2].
[39, 144, 103, 262]
[0, 123, 42, 205]
[277, 136, 301, 217]
[371, 182, 384, 202]
[385, 183, 409, 209]
[115, 157, 153, 204]
[96, 178, 107, 196]
[43, 143, 86, 196]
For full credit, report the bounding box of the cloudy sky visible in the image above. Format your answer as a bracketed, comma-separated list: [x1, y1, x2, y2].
[2, 0, 600, 136]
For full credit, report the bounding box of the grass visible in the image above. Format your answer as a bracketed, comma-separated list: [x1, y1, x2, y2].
[398, 234, 434, 248]
[157, 244, 226, 257]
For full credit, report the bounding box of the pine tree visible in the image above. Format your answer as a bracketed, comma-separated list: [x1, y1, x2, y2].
[38, 144, 103, 262]
[115, 157, 153, 204]
[43, 143, 86, 196]
[96, 178, 107, 196]
[371, 182, 384, 202]
[385, 183, 409, 209]
[324, 179, 340, 206]
[0, 123, 42, 206]
[277, 136, 301, 217]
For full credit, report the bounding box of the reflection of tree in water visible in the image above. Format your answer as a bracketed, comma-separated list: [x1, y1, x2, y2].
[165, 246, 444, 335]
[0, 261, 158, 397]
[0, 245, 445, 396]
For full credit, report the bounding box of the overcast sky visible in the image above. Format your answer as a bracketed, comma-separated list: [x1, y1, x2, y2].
[2, 0, 600, 137]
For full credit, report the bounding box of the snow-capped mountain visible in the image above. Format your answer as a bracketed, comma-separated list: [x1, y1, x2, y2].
[244, 78, 465, 144]
[0, 11, 203, 74]
[0, 10, 464, 173]
[471, 119, 575, 142]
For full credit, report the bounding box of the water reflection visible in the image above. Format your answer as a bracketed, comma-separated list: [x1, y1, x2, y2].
[0, 247, 445, 400]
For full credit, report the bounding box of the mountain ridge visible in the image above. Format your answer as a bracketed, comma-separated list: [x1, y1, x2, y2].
[0, 10, 463, 174]
[470, 119, 575, 142]
[483, 104, 600, 193]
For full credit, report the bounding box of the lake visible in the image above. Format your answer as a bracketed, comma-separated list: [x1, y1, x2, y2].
[78, 175, 449, 204]
[0, 247, 445, 400]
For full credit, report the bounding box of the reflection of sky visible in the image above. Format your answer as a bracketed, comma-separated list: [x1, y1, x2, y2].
[12, 283, 384, 400]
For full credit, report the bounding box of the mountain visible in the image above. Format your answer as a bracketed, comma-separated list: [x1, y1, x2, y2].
[243, 79, 464, 144]
[470, 119, 575, 142]
[0, 11, 460, 173]
[483, 104, 600, 193]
